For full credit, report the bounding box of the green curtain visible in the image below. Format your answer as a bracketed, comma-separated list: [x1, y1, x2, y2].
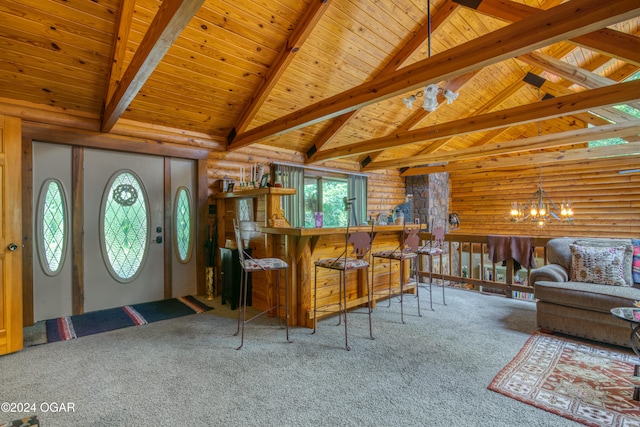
[273, 164, 305, 228]
[348, 174, 368, 226]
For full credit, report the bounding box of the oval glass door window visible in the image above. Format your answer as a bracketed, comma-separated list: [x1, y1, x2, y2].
[174, 187, 192, 263]
[36, 179, 68, 276]
[100, 170, 149, 282]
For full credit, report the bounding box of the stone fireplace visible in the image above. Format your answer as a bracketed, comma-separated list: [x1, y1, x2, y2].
[406, 172, 450, 232]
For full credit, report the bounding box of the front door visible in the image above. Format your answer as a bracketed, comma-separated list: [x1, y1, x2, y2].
[0, 116, 23, 355]
[83, 149, 164, 312]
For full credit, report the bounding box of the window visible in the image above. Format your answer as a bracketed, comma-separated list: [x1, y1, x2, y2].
[274, 163, 367, 228]
[304, 175, 348, 227]
[174, 187, 192, 263]
[36, 179, 68, 275]
[101, 170, 149, 282]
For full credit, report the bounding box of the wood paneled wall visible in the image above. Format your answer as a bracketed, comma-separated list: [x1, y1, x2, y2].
[449, 157, 640, 239]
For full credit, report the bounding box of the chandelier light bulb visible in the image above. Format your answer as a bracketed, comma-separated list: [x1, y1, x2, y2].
[402, 95, 416, 109]
[443, 89, 459, 104]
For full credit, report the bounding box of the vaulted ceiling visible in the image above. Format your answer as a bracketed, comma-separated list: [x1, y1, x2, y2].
[1, 0, 639, 174]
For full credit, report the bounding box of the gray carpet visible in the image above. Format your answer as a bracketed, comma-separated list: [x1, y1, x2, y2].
[1, 287, 587, 426]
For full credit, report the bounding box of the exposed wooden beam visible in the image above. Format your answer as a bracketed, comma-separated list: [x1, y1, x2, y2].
[535, 73, 638, 125]
[473, 0, 640, 66]
[101, 0, 205, 133]
[304, 0, 459, 162]
[105, 0, 135, 104]
[366, 70, 480, 165]
[414, 76, 527, 157]
[24, 122, 210, 160]
[518, 51, 640, 111]
[228, 0, 640, 150]
[228, 0, 332, 139]
[365, 121, 640, 170]
[311, 79, 640, 162]
[402, 140, 640, 175]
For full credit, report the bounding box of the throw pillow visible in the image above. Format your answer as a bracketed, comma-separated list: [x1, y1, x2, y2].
[633, 238, 640, 285]
[574, 239, 633, 286]
[569, 244, 626, 286]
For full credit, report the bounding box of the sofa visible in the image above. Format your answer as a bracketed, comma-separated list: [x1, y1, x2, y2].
[531, 237, 640, 348]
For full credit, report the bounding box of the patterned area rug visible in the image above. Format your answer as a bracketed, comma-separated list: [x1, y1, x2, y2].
[489, 332, 640, 426]
[45, 296, 213, 343]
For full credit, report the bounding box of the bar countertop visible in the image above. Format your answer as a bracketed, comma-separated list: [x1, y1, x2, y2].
[260, 224, 413, 236]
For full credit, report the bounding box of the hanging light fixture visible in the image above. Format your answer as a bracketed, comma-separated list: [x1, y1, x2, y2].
[509, 89, 574, 228]
[509, 167, 574, 228]
[402, 0, 458, 112]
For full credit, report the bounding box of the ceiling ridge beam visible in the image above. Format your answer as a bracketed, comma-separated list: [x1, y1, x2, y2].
[228, 0, 640, 151]
[365, 121, 640, 170]
[311, 79, 640, 162]
[101, 0, 205, 133]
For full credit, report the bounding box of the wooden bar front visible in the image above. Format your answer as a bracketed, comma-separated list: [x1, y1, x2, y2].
[262, 225, 416, 328]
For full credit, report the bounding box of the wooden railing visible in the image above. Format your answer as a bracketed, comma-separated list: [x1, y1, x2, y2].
[418, 233, 553, 300]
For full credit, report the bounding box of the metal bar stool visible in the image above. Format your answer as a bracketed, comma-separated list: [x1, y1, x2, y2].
[233, 219, 291, 350]
[417, 221, 447, 311]
[371, 221, 421, 324]
[313, 222, 375, 351]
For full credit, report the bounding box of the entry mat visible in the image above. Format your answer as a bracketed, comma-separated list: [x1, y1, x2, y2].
[45, 296, 213, 343]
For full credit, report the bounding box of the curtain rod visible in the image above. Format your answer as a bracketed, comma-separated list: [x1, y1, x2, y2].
[272, 161, 368, 177]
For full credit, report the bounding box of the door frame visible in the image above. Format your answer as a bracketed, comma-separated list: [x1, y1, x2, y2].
[21, 123, 209, 325]
[1, 116, 23, 355]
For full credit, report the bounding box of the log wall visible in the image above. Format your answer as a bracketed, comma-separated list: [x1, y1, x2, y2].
[449, 157, 640, 238]
[206, 152, 407, 224]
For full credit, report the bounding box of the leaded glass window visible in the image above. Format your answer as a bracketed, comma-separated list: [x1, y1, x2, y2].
[101, 170, 149, 282]
[36, 179, 67, 275]
[174, 187, 192, 262]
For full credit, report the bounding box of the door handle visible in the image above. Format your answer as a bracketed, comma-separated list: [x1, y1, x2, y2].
[7, 243, 18, 251]
[153, 236, 163, 244]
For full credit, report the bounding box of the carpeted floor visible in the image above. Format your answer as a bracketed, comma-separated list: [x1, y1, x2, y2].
[489, 332, 640, 426]
[1, 287, 625, 426]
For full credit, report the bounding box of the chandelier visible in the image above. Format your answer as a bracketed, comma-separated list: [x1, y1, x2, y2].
[401, 0, 458, 113]
[402, 85, 459, 112]
[509, 168, 574, 228]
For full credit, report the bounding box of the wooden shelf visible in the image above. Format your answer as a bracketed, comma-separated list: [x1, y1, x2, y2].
[213, 187, 296, 199]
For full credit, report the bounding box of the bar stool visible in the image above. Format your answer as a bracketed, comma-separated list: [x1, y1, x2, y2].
[313, 223, 374, 351]
[371, 221, 421, 324]
[233, 219, 291, 350]
[417, 222, 447, 311]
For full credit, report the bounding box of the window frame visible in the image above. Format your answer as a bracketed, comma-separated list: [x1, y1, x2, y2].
[35, 178, 69, 276]
[303, 172, 348, 228]
[99, 169, 151, 283]
[173, 186, 193, 264]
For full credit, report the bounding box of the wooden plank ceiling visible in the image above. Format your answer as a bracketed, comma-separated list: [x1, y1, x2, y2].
[1, 0, 639, 173]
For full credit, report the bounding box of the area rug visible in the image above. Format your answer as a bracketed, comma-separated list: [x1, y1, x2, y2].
[45, 296, 212, 343]
[489, 332, 640, 426]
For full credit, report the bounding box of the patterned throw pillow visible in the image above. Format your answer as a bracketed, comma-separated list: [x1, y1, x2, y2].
[574, 239, 633, 286]
[569, 244, 627, 286]
[633, 238, 640, 284]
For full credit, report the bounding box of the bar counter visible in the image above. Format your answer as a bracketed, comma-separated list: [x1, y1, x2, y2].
[261, 225, 415, 327]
